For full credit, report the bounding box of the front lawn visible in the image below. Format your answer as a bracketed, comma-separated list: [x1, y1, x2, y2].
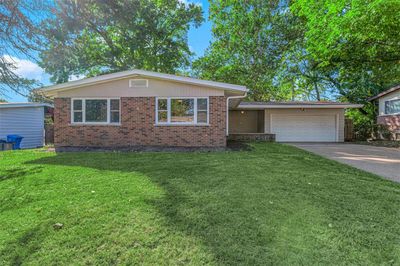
[1, 143, 400, 265]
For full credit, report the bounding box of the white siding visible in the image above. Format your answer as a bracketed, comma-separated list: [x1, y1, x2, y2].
[57, 76, 225, 98]
[0, 107, 45, 148]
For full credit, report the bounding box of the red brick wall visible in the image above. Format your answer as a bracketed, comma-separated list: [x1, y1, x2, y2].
[377, 115, 400, 132]
[54, 97, 227, 148]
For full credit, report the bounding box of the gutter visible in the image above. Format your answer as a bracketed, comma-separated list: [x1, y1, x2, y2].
[0, 103, 54, 109]
[226, 92, 247, 136]
[236, 104, 363, 110]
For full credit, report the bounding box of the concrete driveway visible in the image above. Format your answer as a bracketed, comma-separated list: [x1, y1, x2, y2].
[291, 143, 400, 182]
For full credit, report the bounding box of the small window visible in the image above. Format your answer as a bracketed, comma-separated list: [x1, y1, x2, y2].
[73, 99, 83, 122]
[110, 99, 120, 123]
[197, 98, 208, 124]
[385, 99, 400, 114]
[157, 99, 168, 123]
[129, 79, 148, 88]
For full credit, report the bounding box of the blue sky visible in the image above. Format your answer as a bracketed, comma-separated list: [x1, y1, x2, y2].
[7, 0, 212, 102]
[187, 0, 212, 58]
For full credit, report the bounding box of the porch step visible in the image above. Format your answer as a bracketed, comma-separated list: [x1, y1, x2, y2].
[228, 133, 275, 142]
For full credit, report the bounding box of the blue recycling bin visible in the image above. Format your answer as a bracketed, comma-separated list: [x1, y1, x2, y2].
[7, 135, 24, 150]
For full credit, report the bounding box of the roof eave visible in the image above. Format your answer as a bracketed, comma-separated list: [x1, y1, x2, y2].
[0, 103, 53, 109]
[40, 70, 248, 95]
[368, 86, 400, 101]
[368, 96, 379, 101]
[236, 104, 363, 110]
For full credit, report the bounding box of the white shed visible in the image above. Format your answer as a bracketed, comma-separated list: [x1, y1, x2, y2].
[0, 103, 53, 149]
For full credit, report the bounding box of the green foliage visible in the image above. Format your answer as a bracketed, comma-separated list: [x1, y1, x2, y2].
[291, 0, 400, 102]
[1, 144, 400, 264]
[347, 101, 394, 140]
[195, 0, 400, 105]
[353, 120, 393, 141]
[40, 0, 203, 83]
[374, 124, 393, 140]
[194, 0, 304, 101]
[0, 1, 46, 97]
[291, 0, 400, 68]
[292, 0, 400, 131]
[27, 89, 53, 104]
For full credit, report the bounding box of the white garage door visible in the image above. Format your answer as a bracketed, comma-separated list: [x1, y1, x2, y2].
[271, 114, 337, 142]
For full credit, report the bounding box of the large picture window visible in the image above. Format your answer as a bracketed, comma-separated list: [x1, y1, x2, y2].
[385, 99, 400, 115]
[71, 99, 120, 124]
[85, 100, 107, 122]
[171, 99, 194, 123]
[156, 97, 208, 125]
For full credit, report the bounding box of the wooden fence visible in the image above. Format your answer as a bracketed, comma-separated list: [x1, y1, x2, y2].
[45, 124, 54, 145]
[344, 119, 354, 141]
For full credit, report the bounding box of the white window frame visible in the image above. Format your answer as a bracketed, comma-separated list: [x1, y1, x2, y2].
[109, 99, 121, 123]
[155, 97, 209, 125]
[384, 99, 400, 115]
[71, 98, 121, 125]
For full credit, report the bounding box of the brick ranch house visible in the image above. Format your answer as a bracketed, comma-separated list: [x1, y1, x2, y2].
[369, 84, 400, 137]
[42, 69, 361, 149]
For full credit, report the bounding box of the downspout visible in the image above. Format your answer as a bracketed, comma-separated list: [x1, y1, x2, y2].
[226, 92, 247, 136]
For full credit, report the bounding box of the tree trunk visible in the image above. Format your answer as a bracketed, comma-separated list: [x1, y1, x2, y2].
[314, 82, 320, 101]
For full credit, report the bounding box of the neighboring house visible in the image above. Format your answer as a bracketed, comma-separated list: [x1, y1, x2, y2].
[369, 85, 400, 134]
[42, 69, 361, 149]
[0, 103, 53, 148]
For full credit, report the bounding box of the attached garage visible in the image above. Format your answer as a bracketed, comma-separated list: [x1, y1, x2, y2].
[230, 102, 362, 143]
[270, 114, 338, 142]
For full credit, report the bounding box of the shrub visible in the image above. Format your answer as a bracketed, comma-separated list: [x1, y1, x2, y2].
[372, 124, 392, 140]
[354, 121, 392, 141]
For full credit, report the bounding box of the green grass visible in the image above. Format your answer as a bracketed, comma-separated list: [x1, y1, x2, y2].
[1, 143, 400, 265]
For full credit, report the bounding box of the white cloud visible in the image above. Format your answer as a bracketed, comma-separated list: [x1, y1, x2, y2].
[3, 55, 50, 85]
[3, 55, 86, 84]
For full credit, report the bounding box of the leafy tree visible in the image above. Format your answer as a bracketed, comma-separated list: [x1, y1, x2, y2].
[0, 0, 45, 97]
[195, 0, 400, 106]
[291, 0, 400, 134]
[291, 0, 400, 68]
[0, 98, 7, 102]
[193, 1, 335, 101]
[27, 89, 53, 104]
[291, 0, 400, 101]
[193, 0, 302, 101]
[39, 0, 203, 84]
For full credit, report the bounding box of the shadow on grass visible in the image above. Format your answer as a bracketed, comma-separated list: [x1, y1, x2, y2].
[9, 144, 400, 264]
[0, 166, 43, 182]
[38, 153, 272, 262]
[20, 149, 282, 264]
[0, 222, 51, 265]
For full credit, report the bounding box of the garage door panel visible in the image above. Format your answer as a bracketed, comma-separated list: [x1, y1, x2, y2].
[271, 114, 337, 142]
